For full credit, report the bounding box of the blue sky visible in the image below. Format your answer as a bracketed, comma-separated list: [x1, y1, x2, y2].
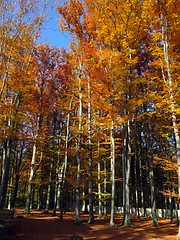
[40, 0, 71, 50]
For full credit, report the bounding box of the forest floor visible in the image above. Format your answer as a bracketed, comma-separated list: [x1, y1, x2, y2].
[4, 209, 179, 240]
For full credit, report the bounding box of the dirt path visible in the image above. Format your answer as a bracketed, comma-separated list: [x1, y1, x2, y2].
[5, 209, 179, 240]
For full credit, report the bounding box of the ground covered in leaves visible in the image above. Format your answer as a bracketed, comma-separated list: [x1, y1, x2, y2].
[8, 209, 179, 239]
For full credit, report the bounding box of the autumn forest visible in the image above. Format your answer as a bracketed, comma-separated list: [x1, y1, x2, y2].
[0, 0, 180, 233]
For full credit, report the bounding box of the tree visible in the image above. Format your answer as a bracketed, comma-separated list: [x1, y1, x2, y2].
[0, 0, 50, 209]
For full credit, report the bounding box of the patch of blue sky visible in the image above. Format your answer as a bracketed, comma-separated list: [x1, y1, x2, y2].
[39, 0, 72, 50]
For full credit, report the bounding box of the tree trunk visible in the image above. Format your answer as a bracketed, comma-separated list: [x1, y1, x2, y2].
[24, 115, 42, 214]
[0, 139, 12, 208]
[146, 123, 158, 226]
[30, 187, 35, 210]
[76, 124, 81, 224]
[37, 171, 43, 211]
[54, 122, 63, 213]
[45, 116, 55, 214]
[139, 156, 146, 217]
[75, 70, 82, 225]
[44, 159, 53, 213]
[121, 121, 132, 226]
[53, 122, 62, 215]
[97, 112, 102, 219]
[60, 100, 72, 220]
[110, 121, 115, 227]
[98, 160, 102, 218]
[88, 79, 94, 224]
[24, 143, 37, 214]
[134, 154, 140, 218]
[103, 158, 107, 217]
[7, 163, 14, 209]
[11, 145, 24, 208]
[56, 163, 64, 210]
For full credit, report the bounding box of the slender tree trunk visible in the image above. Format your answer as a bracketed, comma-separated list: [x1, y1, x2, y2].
[53, 122, 62, 215]
[0, 139, 12, 208]
[44, 159, 53, 213]
[24, 115, 42, 214]
[75, 70, 82, 225]
[146, 124, 158, 226]
[45, 116, 55, 214]
[12, 172, 20, 208]
[170, 194, 174, 223]
[110, 121, 115, 227]
[7, 163, 14, 209]
[164, 186, 168, 219]
[88, 79, 94, 224]
[76, 124, 81, 224]
[57, 163, 64, 210]
[135, 120, 143, 218]
[82, 188, 86, 213]
[24, 143, 37, 214]
[54, 122, 63, 212]
[139, 156, 145, 217]
[121, 121, 132, 226]
[97, 112, 102, 218]
[37, 170, 43, 211]
[30, 187, 35, 210]
[60, 100, 72, 220]
[103, 158, 107, 216]
[175, 197, 179, 225]
[98, 160, 102, 218]
[11, 145, 24, 208]
[134, 154, 140, 218]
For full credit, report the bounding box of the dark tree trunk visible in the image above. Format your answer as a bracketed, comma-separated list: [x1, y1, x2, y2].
[0, 139, 12, 208]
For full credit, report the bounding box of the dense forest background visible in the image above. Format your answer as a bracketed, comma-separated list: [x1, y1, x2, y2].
[0, 0, 179, 229]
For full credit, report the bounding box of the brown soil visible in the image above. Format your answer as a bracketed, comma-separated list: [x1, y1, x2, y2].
[5, 209, 179, 240]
